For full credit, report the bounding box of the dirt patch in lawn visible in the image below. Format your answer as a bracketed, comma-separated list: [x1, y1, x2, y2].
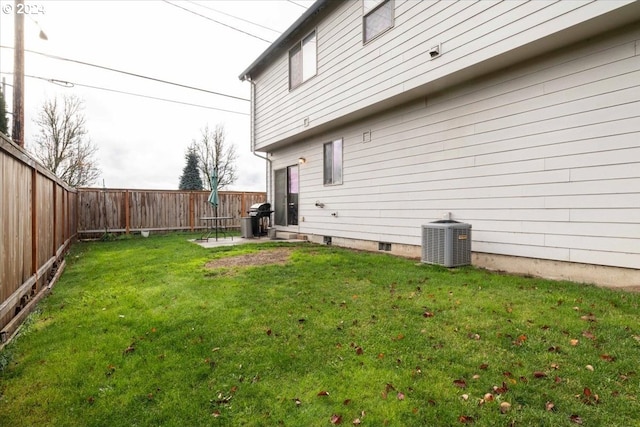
[205, 247, 294, 269]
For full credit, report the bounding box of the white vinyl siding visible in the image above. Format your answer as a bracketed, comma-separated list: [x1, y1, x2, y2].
[252, 0, 637, 151]
[268, 23, 640, 270]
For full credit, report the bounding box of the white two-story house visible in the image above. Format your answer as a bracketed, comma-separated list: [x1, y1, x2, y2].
[240, 0, 640, 287]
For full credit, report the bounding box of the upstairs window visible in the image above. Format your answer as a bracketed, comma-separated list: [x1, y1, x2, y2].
[289, 30, 317, 89]
[323, 138, 343, 185]
[363, 0, 394, 43]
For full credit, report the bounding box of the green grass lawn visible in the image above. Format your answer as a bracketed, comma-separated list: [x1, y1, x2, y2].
[1, 233, 638, 426]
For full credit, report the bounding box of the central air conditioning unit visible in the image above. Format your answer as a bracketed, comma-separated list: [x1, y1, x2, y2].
[421, 220, 472, 267]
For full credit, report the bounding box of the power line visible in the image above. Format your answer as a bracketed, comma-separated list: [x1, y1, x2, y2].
[287, 0, 309, 10]
[162, 0, 272, 44]
[17, 73, 249, 116]
[0, 45, 250, 102]
[185, 0, 281, 34]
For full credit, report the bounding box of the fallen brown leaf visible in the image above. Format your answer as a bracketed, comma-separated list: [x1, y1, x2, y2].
[458, 415, 475, 423]
[582, 387, 600, 405]
[453, 379, 467, 388]
[600, 354, 615, 362]
[569, 414, 583, 424]
[493, 382, 509, 394]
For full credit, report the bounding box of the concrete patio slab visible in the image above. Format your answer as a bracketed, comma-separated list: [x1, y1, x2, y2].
[190, 237, 306, 249]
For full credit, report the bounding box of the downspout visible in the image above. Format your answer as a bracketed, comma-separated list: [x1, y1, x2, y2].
[245, 76, 272, 206]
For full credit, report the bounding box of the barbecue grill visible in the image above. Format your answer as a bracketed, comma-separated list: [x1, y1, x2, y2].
[248, 202, 273, 237]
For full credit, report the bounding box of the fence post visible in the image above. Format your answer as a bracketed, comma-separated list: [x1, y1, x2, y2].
[31, 167, 38, 287]
[124, 190, 130, 234]
[189, 192, 195, 231]
[62, 188, 67, 244]
[52, 181, 57, 257]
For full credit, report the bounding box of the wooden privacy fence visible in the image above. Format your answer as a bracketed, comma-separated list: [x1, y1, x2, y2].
[76, 189, 266, 236]
[1, 131, 266, 343]
[0, 134, 77, 343]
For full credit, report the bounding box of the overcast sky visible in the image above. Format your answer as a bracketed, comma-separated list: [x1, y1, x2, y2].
[0, 0, 311, 191]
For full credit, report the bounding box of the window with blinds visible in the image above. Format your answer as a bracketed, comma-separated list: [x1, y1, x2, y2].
[363, 0, 394, 43]
[289, 30, 317, 89]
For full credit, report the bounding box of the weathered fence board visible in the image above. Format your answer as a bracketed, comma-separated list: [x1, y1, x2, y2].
[1, 134, 76, 341]
[77, 189, 266, 235]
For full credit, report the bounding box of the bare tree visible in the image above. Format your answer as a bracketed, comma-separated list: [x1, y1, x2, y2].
[30, 94, 100, 187]
[192, 124, 237, 190]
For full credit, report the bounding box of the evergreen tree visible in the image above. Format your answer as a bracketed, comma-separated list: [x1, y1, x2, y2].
[179, 146, 204, 190]
[0, 88, 8, 136]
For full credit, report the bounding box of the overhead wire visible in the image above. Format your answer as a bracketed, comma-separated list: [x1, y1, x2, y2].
[185, 0, 281, 34]
[162, 0, 272, 43]
[286, 0, 309, 10]
[0, 45, 249, 102]
[0, 1, 311, 112]
[10, 72, 249, 115]
[0, 1, 311, 103]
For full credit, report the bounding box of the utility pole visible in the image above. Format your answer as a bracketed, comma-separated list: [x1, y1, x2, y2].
[12, 0, 25, 147]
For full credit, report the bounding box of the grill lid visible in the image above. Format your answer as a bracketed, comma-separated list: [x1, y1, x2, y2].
[249, 202, 271, 212]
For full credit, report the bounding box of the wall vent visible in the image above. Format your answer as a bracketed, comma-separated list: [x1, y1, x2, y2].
[421, 221, 471, 267]
[378, 242, 391, 251]
[323, 236, 332, 245]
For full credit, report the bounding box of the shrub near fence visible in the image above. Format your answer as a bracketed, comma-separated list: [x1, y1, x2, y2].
[76, 189, 266, 236]
[0, 134, 77, 343]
